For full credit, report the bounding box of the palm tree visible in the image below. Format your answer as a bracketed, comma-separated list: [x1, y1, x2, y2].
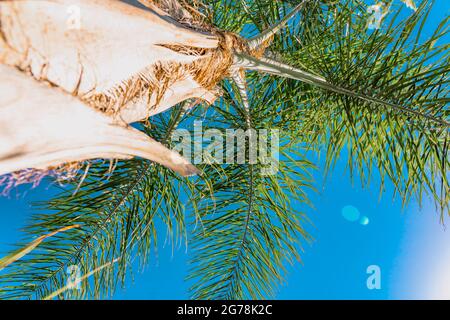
[0, 0, 448, 299]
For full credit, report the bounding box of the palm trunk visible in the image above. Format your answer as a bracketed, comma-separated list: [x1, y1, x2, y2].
[0, 64, 199, 177]
[0, 0, 219, 120]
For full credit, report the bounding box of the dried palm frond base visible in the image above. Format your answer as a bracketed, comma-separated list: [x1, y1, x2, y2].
[0, 64, 200, 182]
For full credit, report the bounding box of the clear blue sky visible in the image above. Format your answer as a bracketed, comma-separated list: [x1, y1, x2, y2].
[0, 0, 449, 300]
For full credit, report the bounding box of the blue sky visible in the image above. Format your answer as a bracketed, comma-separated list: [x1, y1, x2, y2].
[4, 150, 446, 300]
[0, 0, 449, 300]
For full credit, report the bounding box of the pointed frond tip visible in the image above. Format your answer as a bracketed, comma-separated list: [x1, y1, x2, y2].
[234, 53, 450, 128]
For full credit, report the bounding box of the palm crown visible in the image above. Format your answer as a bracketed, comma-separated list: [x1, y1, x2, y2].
[0, 0, 448, 300]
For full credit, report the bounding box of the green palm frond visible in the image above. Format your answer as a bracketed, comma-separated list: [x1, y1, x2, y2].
[188, 157, 314, 299]
[240, 0, 449, 214]
[186, 88, 316, 298]
[293, 0, 450, 214]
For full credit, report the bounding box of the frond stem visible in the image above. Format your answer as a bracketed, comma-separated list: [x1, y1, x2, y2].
[234, 53, 450, 127]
